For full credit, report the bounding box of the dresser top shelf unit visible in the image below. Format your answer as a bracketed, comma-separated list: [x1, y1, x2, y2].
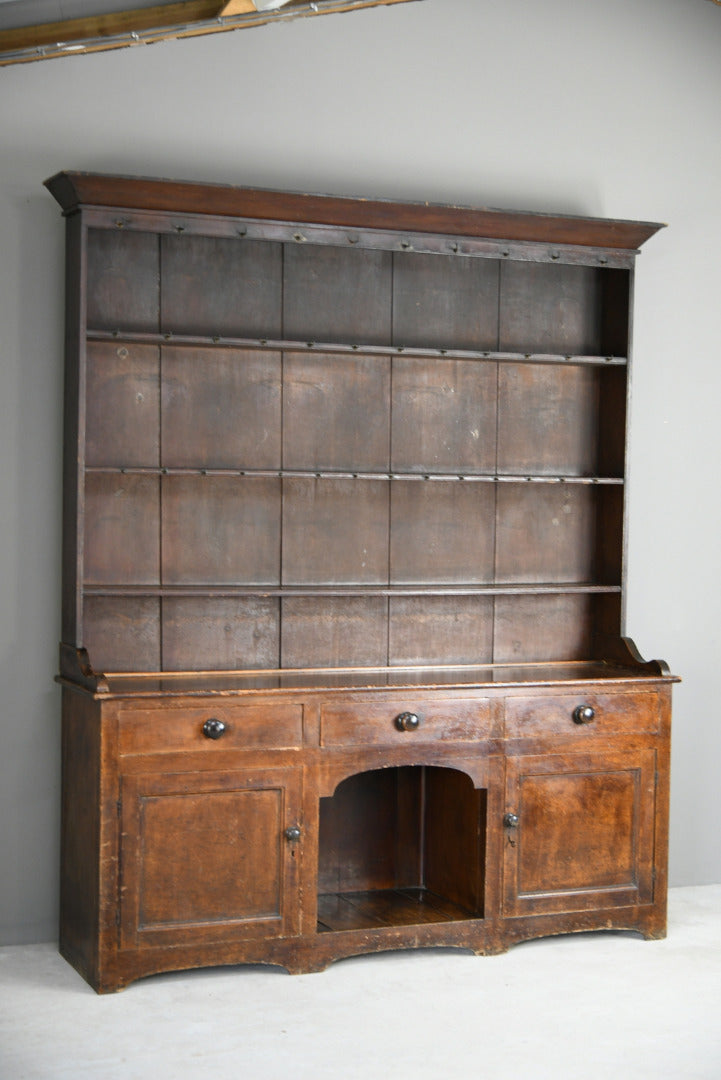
[47, 171, 667, 693]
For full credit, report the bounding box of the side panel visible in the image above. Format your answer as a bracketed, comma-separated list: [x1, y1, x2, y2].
[59, 689, 119, 986]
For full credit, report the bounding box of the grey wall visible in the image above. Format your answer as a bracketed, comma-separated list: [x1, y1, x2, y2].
[1, 0, 719, 944]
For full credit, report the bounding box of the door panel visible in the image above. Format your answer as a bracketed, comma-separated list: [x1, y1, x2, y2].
[503, 749, 655, 916]
[120, 768, 302, 948]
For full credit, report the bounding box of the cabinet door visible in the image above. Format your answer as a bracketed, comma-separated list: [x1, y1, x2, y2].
[119, 768, 302, 949]
[503, 749, 655, 916]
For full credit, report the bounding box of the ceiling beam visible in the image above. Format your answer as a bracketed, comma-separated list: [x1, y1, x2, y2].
[218, 1, 258, 14]
[0, 0, 422, 65]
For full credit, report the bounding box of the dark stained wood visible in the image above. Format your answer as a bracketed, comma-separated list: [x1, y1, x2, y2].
[86, 228, 159, 333]
[280, 596, 387, 669]
[494, 485, 598, 585]
[391, 357, 498, 474]
[600, 268, 632, 357]
[317, 767, 422, 895]
[317, 888, 476, 932]
[493, 594, 595, 663]
[160, 235, 282, 339]
[46, 172, 664, 252]
[85, 343, 160, 468]
[1, 1, 221, 52]
[500, 262, 605, 355]
[283, 351, 390, 471]
[161, 347, 281, 469]
[162, 596, 280, 670]
[388, 595, 494, 667]
[51, 174, 675, 992]
[596, 365, 628, 478]
[60, 213, 84, 646]
[283, 244, 392, 345]
[59, 690, 104, 986]
[390, 481, 496, 584]
[318, 764, 486, 925]
[161, 475, 280, 585]
[392, 251, 500, 350]
[317, 892, 386, 932]
[496, 362, 604, 477]
[84, 474, 159, 585]
[595, 485, 624, 586]
[92, 662, 671, 697]
[282, 477, 389, 585]
[83, 597, 160, 673]
[424, 770, 486, 917]
[505, 689, 660, 738]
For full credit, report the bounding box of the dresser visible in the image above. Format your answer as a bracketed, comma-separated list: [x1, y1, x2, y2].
[46, 171, 676, 992]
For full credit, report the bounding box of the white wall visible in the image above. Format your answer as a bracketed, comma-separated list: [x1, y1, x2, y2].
[1, 0, 719, 944]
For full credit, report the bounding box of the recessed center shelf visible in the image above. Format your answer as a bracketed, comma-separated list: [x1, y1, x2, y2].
[317, 888, 478, 932]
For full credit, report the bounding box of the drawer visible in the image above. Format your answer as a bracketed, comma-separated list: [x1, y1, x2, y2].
[320, 698, 496, 747]
[505, 690, 659, 738]
[118, 703, 303, 755]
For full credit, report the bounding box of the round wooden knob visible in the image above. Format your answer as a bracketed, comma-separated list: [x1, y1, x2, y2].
[395, 711, 420, 731]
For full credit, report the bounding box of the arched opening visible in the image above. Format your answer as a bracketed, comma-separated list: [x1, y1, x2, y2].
[317, 765, 486, 933]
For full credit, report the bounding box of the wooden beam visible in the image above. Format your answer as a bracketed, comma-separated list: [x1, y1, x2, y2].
[0, 0, 422, 65]
[218, 0, 258, 14]
[0, 2, 220, 51]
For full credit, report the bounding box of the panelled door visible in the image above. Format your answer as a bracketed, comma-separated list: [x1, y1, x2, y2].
[503, 749, 656, 916]
[119, 767, 303, 949]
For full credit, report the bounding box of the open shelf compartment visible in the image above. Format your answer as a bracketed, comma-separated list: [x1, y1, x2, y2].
[317, 765, 486, 933]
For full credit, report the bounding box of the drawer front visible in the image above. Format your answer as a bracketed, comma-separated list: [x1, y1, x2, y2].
[505, 690, 659, 738]
[320, 698, 496, 747]
[118, 703, 303, 755]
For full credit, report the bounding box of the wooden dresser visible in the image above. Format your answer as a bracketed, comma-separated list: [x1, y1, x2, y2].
[46, 172, 677, 992]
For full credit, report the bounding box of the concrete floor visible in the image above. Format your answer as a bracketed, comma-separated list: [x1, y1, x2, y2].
[1, 885, 720, 1080]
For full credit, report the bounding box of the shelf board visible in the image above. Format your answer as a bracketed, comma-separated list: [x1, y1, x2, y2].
[84, 660, 675, 699]
[84, 466, 624, 485]
[85, 329, 628, 367]
[317, 887, 478, 933]
[82, 583, 622, 597]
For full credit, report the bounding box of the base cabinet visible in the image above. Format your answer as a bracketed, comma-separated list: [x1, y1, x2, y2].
[59, 679, 672, 992]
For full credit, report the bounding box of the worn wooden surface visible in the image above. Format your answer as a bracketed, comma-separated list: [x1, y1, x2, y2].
[59, 678, 673, 991]
[50, 175, 674, 993]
